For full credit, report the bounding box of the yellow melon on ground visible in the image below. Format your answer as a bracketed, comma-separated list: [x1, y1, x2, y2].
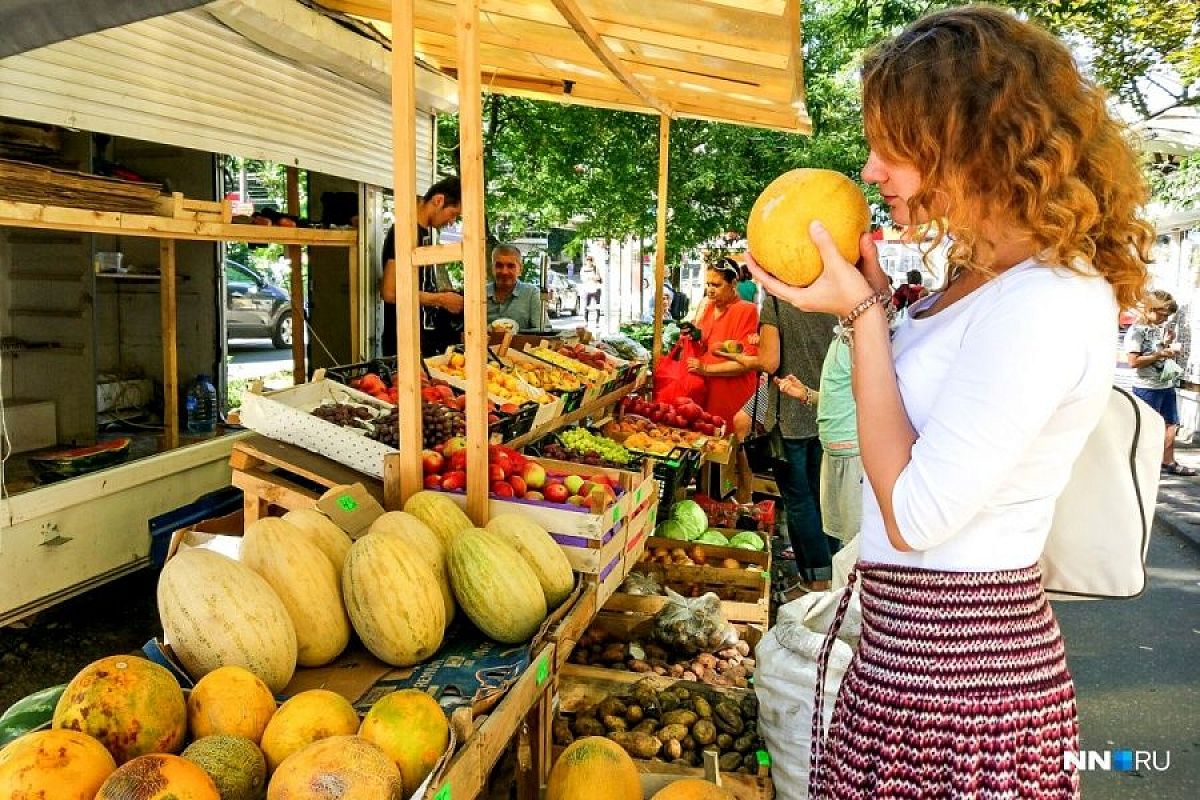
[747, 168, 871, 287]
[259, 689, 359, 773]
[188, 665, 277, 744]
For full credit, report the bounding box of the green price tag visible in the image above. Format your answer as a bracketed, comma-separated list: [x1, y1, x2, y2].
[434, 785, 451, 800]
[611, 506, 622, 524]
[756, 749, 771, 767]
[536, 653, 550, 686]
[337, 495, 359, 512]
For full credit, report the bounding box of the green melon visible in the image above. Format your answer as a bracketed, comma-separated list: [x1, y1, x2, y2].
[181, 735, 266, 800]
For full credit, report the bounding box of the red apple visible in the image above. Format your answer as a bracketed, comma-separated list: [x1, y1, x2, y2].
[421, 449, 445, 475]
[522, 461, 547, 490]
[441, 471, 466, 491]
[489, 463, 507, 482]
[544, 482, 570, 504]
[448, 449, 468, 473]
[509, 475, 527, 496]
[491, 480, 515, 498]
[577, 481, 597, 498]
[424, 473, 443, 489]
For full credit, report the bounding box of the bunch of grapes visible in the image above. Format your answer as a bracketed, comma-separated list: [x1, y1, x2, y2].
[421, 401, 466, 447]
[368, 408, 400, 447]
[312, 401, 375, 432]
[554, 431, 633, 470]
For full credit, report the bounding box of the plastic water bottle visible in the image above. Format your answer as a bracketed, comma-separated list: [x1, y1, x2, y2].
[185, 375, 218, 434]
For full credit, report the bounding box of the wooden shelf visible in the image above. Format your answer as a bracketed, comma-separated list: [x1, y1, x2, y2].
[95, 272, 162, 282]
[0, 198, 358, 247]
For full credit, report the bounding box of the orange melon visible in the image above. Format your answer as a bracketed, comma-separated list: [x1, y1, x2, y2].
[650, 778, 737, 799]
[358, 690, 449, 790]
[266, 735, 403, 800]
[259, 689, 360, 773]
[546, 736, 641, 800]
[52, 655, 186, 764]
[747, 168, 871, 287]
[95, 753, 220, 800]
[188, 665, 277, 744]
[0, 728, 116, 799]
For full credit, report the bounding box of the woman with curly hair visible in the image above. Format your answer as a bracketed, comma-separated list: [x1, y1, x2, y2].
[748, 6, 1153, 798]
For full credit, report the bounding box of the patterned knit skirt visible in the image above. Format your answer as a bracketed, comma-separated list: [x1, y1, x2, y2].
[809, 561, 1080, 800]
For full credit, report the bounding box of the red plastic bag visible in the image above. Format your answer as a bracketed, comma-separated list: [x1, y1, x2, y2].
[653, 337, 708, 408]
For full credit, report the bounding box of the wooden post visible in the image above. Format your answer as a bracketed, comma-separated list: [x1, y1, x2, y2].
[160, 239, 179, 449]
[457, 0, 489, 524]
[652, 115, 671, 366]
[348, 244, 360, 361]
[388, 0, 425, 508]
[286, 167, 305, 382]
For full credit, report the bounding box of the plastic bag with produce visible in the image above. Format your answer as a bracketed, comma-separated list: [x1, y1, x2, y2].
[652, 589, 738, 655]
[620, 571, 664, 596]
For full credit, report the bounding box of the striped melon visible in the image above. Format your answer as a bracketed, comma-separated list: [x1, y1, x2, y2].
[486, 513, 575, 609]
[403, 491, 473, 549]
[448, 528, 547, 644]
[240, 517, 350, 667]
[342, 531, 447, 667]
[157, 549, 297, 693]
[281, 508, 353, 572]
[369, 511, 455, 626]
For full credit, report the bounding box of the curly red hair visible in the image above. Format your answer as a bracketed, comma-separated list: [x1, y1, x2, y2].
[861, 5, 1153, 309]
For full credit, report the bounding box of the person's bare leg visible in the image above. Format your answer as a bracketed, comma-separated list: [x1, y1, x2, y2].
[732, 411, 753, 503]
[1165, 423, 1178, 466]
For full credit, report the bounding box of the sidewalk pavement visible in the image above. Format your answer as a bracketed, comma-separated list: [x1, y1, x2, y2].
[1153, 440, 1200, 553]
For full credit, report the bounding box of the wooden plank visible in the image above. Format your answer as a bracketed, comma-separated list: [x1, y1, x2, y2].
[347, 243, 361, 362]
[458, 0, 491, 525]
[389, 0, 426, 510]
[548, 582, 598, 669]
[0, 199, 358, 246]
[549, 0, 673, 117]
[231, 435, 386, 502]
[160, 239, 179, 450]
[413, 241, 464, 265]
[286, 166, 306, 383]
[230, 467, 321, 513]
[652, 115, 670, 367]
[603, 592, 767, 628]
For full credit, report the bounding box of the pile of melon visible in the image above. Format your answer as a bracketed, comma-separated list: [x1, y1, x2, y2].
[156, 492, 576, 694]
[0, 656, 451, 799]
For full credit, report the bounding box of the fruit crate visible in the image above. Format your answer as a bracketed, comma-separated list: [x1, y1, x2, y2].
[524, 431, 649, 475]
[691, 495, 777, 534]
[493, 346, 589, 413]
[633, 534, 771, 608]
[626, 447, 702, 516]
[321, 357, 397, 386]
[426, 352, 562, 429]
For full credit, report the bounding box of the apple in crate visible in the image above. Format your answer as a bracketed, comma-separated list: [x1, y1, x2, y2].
[509, 475, 527, 497]
[442, 470, 466, 491]
[522, 462, 547, 490]
[525, 491, 544, 501]
[489, 463, 507, 482]
[492, 481, 515, 498]
[564, 474, 584, 494]
[422, 449, 444, 475]
[544, 482, 570, 504]
[444, 436, 467, 456]
[424, 473, 442, 489]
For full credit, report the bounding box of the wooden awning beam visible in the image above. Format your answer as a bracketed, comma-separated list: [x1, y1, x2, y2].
[548, 0, 673, 118]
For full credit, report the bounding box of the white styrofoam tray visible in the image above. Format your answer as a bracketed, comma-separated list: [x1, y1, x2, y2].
[239, 378, 396, 478]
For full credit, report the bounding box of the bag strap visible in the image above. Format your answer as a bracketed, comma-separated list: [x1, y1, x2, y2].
[808, 570, 858, 788]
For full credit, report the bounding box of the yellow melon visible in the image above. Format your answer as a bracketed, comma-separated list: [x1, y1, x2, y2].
[0, 729, 116, 799]
[650, 778, 737, 799]
[358, 690, 449, 790]
[546, 736, 641, 800]
[259, 690, 359, 773]
[188, 665, 277, 744]
[266, 735, 403, 800]
[747, 168, 871, 287]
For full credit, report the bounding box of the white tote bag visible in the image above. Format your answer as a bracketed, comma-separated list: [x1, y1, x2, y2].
[1041, 386, 1163, 600]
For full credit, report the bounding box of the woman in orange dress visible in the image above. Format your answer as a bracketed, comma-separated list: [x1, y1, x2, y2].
[686, 258, 760, 426]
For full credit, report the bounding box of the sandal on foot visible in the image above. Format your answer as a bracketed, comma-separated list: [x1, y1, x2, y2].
[1162, 462, 1199, 476]
[773, 581, 812, 604]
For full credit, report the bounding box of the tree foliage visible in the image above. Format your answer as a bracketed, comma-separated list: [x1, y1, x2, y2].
[437, 0, 1198, 258]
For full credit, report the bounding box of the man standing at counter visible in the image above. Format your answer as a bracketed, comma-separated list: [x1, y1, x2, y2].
[486, 244, 543, 330]
[380, 176, 463, 357]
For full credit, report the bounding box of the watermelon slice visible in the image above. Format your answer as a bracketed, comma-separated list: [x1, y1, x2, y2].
[29, 437, 132, 481]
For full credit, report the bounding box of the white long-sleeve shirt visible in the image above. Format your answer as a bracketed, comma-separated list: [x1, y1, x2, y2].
[859, 258, 1118, 571]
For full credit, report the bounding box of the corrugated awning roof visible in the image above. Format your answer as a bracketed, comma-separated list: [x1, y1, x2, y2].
[1135, 106, 1200, 157]
[314, 0, 811, 133]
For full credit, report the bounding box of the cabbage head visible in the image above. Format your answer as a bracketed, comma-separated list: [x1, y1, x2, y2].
[696, 530, 730, 546]
[671, 499, 708, 540]
[658, 519, 691, 540]
[729, 531, 765, 551]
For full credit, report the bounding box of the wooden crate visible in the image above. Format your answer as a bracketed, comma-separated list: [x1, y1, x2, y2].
[632, 533, 771, 610]
[156, 191, 233, 223]
[555, 665, 773, 800]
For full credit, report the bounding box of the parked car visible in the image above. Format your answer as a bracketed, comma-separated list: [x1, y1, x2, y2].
[546, 271, 580, 317]
[224, 259, 293, 348]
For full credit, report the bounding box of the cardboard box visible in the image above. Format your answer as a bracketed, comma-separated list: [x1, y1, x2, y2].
[316, 483, 386, 539]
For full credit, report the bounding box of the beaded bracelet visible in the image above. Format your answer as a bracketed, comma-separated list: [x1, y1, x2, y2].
[839, 290, 891, 330]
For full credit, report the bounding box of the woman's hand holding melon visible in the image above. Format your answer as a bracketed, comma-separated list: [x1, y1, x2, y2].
[748, 225, 887, 317]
